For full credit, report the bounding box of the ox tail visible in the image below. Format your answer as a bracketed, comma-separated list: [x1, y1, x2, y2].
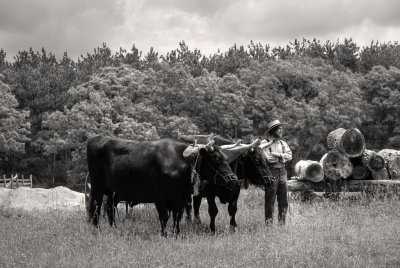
[84, 172, 90, 221]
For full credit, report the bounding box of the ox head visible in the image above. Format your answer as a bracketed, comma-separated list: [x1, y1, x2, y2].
[183, 139, 239, 191]
[221, 139, 275, 188]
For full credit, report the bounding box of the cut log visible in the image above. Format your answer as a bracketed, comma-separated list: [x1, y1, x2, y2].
[378, 149, 400, 180]
[359, 150, 388, 180]
[362, 150, 385, 170]
[327, 128, 346, 150]
[351, 165, 370, 180]
[320, 150, 353, 180]
[287, 179, 400, 193]
[294, 160, 324, 182]
[370, 168, 390, 180]
[327, 128, 365, 158]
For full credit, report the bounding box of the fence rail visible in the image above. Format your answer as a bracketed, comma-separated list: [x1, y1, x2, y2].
[0, 174, 33, 189]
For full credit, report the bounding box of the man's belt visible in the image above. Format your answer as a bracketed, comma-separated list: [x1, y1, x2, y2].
[268, 163, 285, 169]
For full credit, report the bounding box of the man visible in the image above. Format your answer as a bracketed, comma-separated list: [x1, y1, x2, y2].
[260, 119, 292, 225]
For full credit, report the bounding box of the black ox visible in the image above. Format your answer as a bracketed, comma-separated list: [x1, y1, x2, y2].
[86, 135, 239, 235]
[180, 134, 274, 232]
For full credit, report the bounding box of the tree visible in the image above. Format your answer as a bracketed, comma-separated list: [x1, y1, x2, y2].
[0, 79, 31, 173]
[359, 66, 400, 148]
[359, 41, 400, 73]
[334, 38, 359, 72]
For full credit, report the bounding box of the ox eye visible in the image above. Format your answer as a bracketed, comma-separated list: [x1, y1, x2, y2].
[215, 157, 222, 163]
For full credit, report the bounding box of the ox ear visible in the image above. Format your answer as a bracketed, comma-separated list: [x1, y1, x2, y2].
[183, 145, 199, 159]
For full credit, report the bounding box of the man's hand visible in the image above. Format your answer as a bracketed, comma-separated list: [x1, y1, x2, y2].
[270, 152, 280, 158]
[271, 152, 283, 161]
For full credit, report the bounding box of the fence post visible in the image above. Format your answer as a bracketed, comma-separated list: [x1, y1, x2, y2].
[10, 174, 13, 189]
[3, 175, 5, 187]
[16, 174, 19, 188]
[30, 174, 33, 188]
[22, 175, 24, 186]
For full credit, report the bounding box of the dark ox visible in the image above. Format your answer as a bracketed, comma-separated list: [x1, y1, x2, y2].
[180, 134, 274, 232]
[86, 135, 238, 235]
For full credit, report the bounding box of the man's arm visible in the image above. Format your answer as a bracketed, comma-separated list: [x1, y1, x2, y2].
[280, 141, 292, 163]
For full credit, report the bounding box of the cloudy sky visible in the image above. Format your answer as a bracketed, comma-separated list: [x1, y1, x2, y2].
[1, 0, 400, 61]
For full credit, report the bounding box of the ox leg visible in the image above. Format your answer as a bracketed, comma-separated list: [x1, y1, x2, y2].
[102, 196, 108, 219]
[193, 195, 202, 224]
[228, 190, 240, 230]
[228, 201, 238, 229]
[105, 195, 117, 226]
[172, 209, 184, 235]
[155, 203, 169, 237]
[206, 196, 218, 233]
[125, 202, 129, 218]
[89, 190, 104, 227]
[185, 195, 192, 221]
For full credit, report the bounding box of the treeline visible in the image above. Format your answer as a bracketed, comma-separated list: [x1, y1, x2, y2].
[1, 38, 400, 190]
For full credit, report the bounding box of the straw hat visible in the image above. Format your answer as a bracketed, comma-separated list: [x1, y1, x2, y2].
[265, 119, 284, 134]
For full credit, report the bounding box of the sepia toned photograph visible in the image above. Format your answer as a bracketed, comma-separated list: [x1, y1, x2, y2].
[1, 0, 400, 267]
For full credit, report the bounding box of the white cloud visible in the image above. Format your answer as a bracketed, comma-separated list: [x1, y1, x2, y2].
[0, 0, 399, 61]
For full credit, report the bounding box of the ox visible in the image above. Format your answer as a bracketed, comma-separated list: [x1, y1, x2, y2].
[180, 134, 274, 232]
[86, 135, 238, 235]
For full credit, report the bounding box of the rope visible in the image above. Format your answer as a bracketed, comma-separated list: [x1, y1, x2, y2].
[204, 159, 238, 191]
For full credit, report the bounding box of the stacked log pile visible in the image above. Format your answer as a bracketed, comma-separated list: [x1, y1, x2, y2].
[290, 127, 400, 193]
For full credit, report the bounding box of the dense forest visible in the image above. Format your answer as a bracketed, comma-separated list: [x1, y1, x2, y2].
[1, 38, 400, 190]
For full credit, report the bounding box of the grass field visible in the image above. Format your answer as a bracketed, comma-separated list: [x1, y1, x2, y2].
[1, 187, 400, 267]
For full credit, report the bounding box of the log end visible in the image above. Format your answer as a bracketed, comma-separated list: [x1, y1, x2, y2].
[389, 170, 399, 180]
[351, 165, 370, 180]
[322, 150, 353, 180]
[341, 128, 365, 158]
[369, 154, 385, 170]
[305, 163, 324, 183]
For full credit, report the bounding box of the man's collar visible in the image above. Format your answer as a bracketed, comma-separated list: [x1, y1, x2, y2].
[267, 137, 280, 143]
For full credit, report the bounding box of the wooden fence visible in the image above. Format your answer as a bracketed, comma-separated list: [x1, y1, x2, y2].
[0, 174, 33, 189]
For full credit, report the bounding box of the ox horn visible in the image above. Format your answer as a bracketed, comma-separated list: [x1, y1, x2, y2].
[205, 139, 215, 152]
[250, 139, 261, 147]
[220, 139, 261, 163]
[220, 139, 242, 150]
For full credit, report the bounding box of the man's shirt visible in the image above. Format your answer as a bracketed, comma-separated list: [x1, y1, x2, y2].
[261, 138, 292, 164]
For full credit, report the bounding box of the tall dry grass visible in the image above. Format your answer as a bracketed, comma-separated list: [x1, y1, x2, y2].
[1, 187, 399, 267]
